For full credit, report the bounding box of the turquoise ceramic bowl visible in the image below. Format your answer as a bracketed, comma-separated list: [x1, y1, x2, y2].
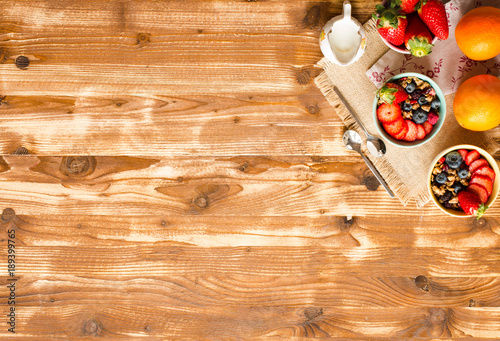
[372, 72, 446, 148]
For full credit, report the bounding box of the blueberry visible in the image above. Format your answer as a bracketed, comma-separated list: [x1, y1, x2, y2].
[413, 108, 428, 124]
[411, 90, 422, 100]
[454, 184, 463, 193]
[458, 168, 469, 179]
[435, 172, 447, 184]
[440, 191, 453, 202]
[445, 151, 463, 169]
[403, 101, 412, 111]
[418, 96, 428, 105]
[405, 82, 416, 93]
[431, 99, 440, 109]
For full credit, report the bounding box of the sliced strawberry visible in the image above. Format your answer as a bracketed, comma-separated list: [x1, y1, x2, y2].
[473, 165, 496, 182]
[457, 149, 469, 161]
[466, 184, 489, 204]
[458, 191, 487, 218]
[393, 121, 409, 140]
[470, 174, 493, 196]
[402, 120, 417, 142]
[415, 124, 426, 140]
[469, 158, 489, 173]
[383, 116, 405, 137]
[377, 102, 402, 124]
[422, 121, 433, 135]
[465, 150, 481, 166]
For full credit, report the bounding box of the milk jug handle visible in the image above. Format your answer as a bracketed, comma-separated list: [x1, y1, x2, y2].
[342, 0, 351, 21]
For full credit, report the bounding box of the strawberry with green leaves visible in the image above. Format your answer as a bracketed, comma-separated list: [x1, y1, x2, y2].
[373, 2, 408, 46]
[417, 0, 449, 40]
[404, 15, 434, 57]
[378, 83, 408, 104]
[458, 191, 488, 219]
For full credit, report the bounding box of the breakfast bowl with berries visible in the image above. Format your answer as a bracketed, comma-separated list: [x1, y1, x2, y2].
[373, 72, 445, 147]
[373, 0, 448, 56]
[427, 145, 500, 218]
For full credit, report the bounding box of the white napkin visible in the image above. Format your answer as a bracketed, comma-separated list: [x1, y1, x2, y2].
[366, 0, 500, 95]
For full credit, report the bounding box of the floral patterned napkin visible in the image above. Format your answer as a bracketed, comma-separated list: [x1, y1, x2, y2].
[367, 0, 500, 95]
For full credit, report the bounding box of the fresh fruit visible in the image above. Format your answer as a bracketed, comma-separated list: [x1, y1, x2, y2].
[466, 184, 489, 204]
[470, 174, 493, 196]
[393, 122, 409, 139]
[377, 102, 402, 124]
[417, 0, 449, 40]
[402, 120, 417, 141]
[415, 124, 426, 140]
[418, 96, 428, 105]
[453, 183, 463, 193]
[403, 101, 413, 111]
[435, 172, 447, 184]
[427, 112, 439, 125]
[453, 74, 500, 131]
[458, 191, 487, 218]
[457, 149, 469, 161]
[458, 168, 469, 179]
[378, 83, 408, 104]
[445, 151, 463, 169]
[469, 158, 489, 173]
[422, 121, 433, 135]
[465, 150, 481, 166]
[396, 0, 420, 14]
[413, 109, 428, 124]
[404, 15, 434, 57]
[474, 166, 496, 182]
[383, 116, 406, 137]
[455, 7, 500, 61]
[405, 82, 416, 93]
[430, 99, 440, 109]
[373, 3, 408, 46]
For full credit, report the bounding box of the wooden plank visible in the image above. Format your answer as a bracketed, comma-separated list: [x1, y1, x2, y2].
[2, 214, 499, 248]
[0, 93, 347, 156]
[2, 245, 500, 277]
[2, 275, 500, 308]
[0, 304, 498, 339]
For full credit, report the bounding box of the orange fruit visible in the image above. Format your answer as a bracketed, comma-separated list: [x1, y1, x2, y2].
[455, 7, 500, 61]
[453, 74, 500, 131]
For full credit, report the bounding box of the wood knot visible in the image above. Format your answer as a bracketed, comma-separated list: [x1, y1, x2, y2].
[415, 275, 429, 292]
[161, 220, 167, 227]
[307, 105, 319, 115]
[304, 307, 323, 320]
[296, 70, 311, 85]
[60, 156, 96, 178]
[194, 196, 208, 209]
[428, 308, 447, 325]
[303, 5, 321, 28]
[472, 217, 487, 229]
[239, 162, 249, 172]
[13, 147, 30, 155]
[468, 298, 476, 307]
[83, 319, 100, 336]
[0, 47, 9, 64]
[197, 29, 203, 34]
[362, 170, 380, 191]
[233, 116, 240, 124]
[339, 216, 354, 231]
[136, 33, 150, 45]
[15, 56, 30, 69]
[144, 325, 152, 332]
[2, 208, 16, 222]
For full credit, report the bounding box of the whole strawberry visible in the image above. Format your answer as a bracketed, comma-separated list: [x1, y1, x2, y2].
[458, 191, 488, 218]
[378, 83, 408, 104]
[396, 0, 420, 14]
[404, 15, 434, 57]
[373, 3, 408, 46]
[417, 0, 449, 40]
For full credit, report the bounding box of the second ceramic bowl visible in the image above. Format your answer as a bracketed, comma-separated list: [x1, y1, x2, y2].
[372, 72, 446, 148]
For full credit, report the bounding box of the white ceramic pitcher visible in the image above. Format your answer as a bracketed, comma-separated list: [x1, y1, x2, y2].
[319, 0, 367, 66]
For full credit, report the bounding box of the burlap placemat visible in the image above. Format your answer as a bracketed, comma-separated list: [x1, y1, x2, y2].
[315, 19, 499, 207]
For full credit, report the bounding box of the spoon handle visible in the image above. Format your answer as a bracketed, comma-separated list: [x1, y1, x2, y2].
[333, 87, 369, 135]
[359, 152, 395, 198]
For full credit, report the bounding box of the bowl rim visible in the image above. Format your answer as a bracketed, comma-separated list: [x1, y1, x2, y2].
[372, 72, 446, 148]
[427, 144, 500, 217]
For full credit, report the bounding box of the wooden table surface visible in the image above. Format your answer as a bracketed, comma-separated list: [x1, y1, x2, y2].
[1, 0, 500, 339]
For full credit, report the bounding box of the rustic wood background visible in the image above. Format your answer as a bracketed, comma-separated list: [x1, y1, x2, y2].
[1, 0, 500, 339]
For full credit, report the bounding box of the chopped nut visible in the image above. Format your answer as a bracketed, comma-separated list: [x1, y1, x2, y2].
[414, 77, 424, 87]
[432, 185, 446, 196]
[421, 104, 431, 112]
[449, 196, 459, 204]
[425, 95, 434, 102]
[412, 103, 419, 110]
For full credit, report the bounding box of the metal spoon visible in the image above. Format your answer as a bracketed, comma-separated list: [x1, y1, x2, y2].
[343, 130, 395, 198]
[334, 87, 386, 158]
